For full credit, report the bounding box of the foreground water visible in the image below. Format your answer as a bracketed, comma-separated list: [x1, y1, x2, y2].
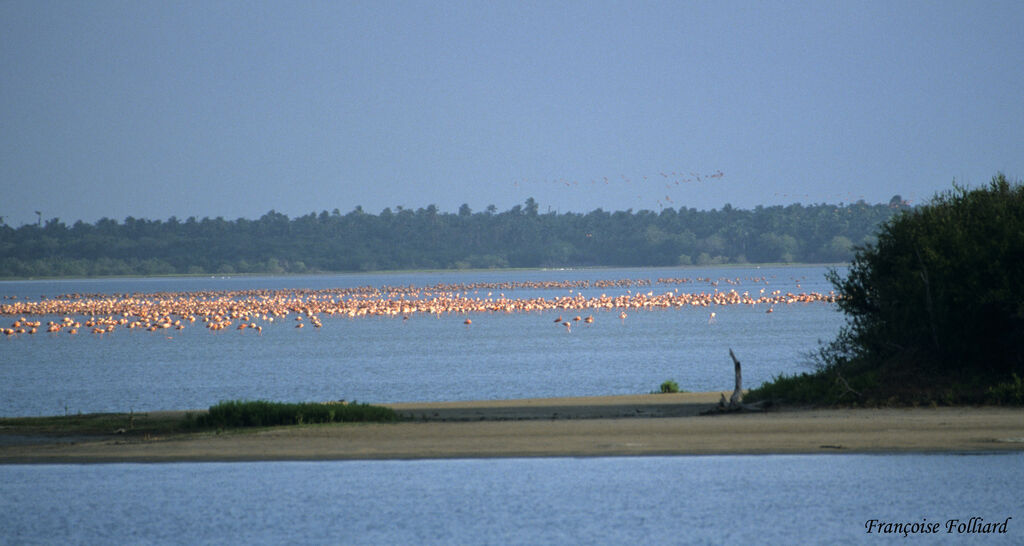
[2, 453, 1020, 544]
[1, 265, 844, 417]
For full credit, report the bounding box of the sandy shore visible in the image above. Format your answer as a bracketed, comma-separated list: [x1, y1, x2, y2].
[2, 392, 1023, 463]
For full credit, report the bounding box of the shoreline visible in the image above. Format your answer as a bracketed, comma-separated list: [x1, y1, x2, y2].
[2, 392, 1023, 463]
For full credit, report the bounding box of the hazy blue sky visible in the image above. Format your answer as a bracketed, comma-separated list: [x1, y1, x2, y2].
[2, 1, 1022, 226]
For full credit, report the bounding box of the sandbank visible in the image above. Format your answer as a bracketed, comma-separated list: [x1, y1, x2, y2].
[2, 392, 1023, 463]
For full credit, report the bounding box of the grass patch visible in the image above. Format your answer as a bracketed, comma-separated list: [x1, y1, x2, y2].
[745, 372, 849, 406]
[986, 374, 1024, 405]
[746, 363, 1024, 408]
[185, 400, 399, 429]
[659, 380, 680, 393]
[650, 379, 689, 394]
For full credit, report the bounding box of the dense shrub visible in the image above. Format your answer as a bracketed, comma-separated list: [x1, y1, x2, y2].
[833, 174, 1023, 380]
[749, 174, 1024, 405]
[187, 400, 399, 429]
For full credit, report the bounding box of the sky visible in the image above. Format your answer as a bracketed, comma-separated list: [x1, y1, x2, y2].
[2, 1, 1023, 227]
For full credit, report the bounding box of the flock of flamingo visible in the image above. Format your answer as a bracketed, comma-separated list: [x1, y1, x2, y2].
[511, 168, 909, 210]
[1, 276, 836, 339]
[511, 169, 727, 210]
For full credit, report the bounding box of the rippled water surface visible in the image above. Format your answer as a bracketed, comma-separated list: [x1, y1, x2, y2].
[1, 265, 844, 416]
[2, 454, 1021, 544]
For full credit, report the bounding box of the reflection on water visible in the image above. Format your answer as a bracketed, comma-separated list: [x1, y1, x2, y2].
[1, 266, 845, 416]
[1, 453, 1021, 544]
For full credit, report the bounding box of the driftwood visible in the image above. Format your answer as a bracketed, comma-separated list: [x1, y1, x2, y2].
[729, 348, 743, 406]
[700, 348, 767, 415]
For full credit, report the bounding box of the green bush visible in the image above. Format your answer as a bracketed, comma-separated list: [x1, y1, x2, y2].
[750, 174, 1024, 405]
[187, 400, 399, 429]
[829, 174, 1024, 383]
[659, 380, 680, 393]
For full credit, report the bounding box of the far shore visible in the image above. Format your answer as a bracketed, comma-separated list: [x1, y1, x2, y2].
[0, 261, 846, 282]
[2, 392, 1023, 463]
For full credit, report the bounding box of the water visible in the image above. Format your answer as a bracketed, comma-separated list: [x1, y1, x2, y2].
[1, 266, 846, 416]
[1, 453, 1020, 544]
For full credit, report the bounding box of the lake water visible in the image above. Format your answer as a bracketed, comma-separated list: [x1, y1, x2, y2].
[1, 453, 1021, 544]
[1, 265, 844, 417]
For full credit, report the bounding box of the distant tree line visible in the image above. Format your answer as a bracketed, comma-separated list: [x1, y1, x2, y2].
[0, 198, 908, 278]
